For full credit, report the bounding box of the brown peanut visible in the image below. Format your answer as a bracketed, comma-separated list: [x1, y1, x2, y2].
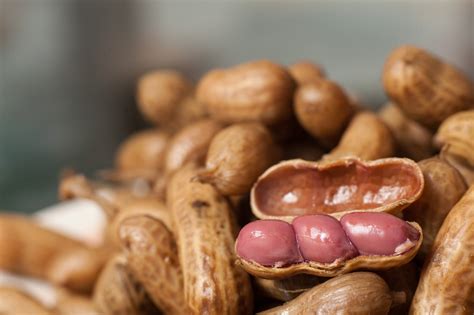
[137, 70, 207, 129]
[0, 215, 109, 293]
[259, 272, 405, 315]
[164, 119, 223, 174]
[254, 275, 322, 302]
[0, 287, 52, 315]
[93, 255, 158, 315]
[119, 215, 188, 314]
[167, 164, 253, 314]
[197, 122, 280, 196]
[411, 185, 474, 314]
[196, 60, 295, 125]
[294, 79, 354, 148]
[435, 109, 474, 185]
[404, 157, 467, 261]
[383, 45, 474, 129]
[324, 111, 395, 161]
[379, 102, 434, 161]
[288, 60, 326, 85]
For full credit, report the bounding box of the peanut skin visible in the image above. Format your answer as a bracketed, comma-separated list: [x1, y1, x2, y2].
[288, 61, 326, 85]
[0, 287, 52, 315]
[197, 122, 280, 196]
[324, 111, 395, 161]
[259, 272, 404, 315]
[167, 164, 253, 314]
[294, 79, 354, 148]
[411, 185, 474, 314]
[0, 215, 108, 293]
[119, 215, 189, 314]
[404, 157, 467, 261]
[196, 60, 295, 125]
[383, 45, 474, 129]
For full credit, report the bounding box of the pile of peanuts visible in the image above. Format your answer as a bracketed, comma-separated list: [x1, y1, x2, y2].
[1, 45, 473, 315]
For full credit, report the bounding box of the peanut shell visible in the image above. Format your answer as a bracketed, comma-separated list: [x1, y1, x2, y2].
[288, 60, 326, 85]
[0, 287, 52, 315]
[254, 275, 322, 302]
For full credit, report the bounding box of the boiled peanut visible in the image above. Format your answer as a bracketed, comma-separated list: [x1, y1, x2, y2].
[0, 287, 52, 315]
[294, 79, 354, 148]
[411, 185, 474, 314]
[259, 272, 405, 315]
[324, 111, 395, 160]
[288, 60, 326, 85]
[404, 157, 467, 261]
[379, 102, 434, 161]
[197, 122, 280, 196]
[383, 45, 474, 129]
[167, 164, 253, 314]
[93, 255, 158, 315]
[164, 119, 223, 174]
[0, 215, 109, 293]
[196, 60, 295, 125]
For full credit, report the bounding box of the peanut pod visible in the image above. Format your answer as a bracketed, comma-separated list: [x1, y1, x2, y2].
[236, 213, 422, 279]
[196, 60, 295, 125]
[254, 275, 322, 302]
[251, 157, 424, 221]
[288, 60, 326, 85]
[119, 214, 188, 314]
[324, 111, 395, 161]
[167, 165, 253, 314]
[197, 122, 280, 196]
[383, 45, 474, 129]
[0, 215, 108, 293]
[258, 272, 405, 315]
[0, 287, 52, 315]
[411, 185, 474, 314]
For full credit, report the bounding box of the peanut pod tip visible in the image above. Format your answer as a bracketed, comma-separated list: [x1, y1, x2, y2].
[235, 212, 422, 279]
[251, 157, 424, 221]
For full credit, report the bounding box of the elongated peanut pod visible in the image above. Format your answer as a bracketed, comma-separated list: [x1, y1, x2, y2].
[93, 255, 158, 315]
[0, 215, 108, 293]
[294, 79, 354, 148]
[197, 122, 280, 196]
[164, 119, 223, 174]
[54, 290, 100, 315]
[404, 157, 467, 261]
[288, 61, 326, 85]
[167, 165, 253, 315]
[119, 215, 189, 314]
[411, 185, 474, 314]
[324, 111, 395, 161]
[259, 272, 404, 315]
[254, 275, 322, 302]
[383, 45, 474, 129]
[0, 287, 52, 315]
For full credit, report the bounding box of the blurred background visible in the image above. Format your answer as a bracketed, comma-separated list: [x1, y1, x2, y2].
[0, 0, 473, 213]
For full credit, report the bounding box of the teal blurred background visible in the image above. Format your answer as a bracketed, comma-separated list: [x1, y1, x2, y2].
[0, 0, 473, 213]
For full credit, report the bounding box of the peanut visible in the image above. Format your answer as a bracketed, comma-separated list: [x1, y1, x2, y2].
[197, 122, 280, 196]
[294, 79, 354, 148]
[288, 60, 326, 85]
[196, 60, 295, 125]
[0, 287, 52, 315]
[254, 275, 322, 302]
[167, 164, 253, 314]
[383, 45, 474, 129]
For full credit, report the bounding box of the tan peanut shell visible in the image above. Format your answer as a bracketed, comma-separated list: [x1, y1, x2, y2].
[167, 165, 253, 314]
[379, 103, 434, 161]
[0, 287, 52, 315]
[288, 60, 326, 85]
[137, 70, 208, 129]
[114, 129, 170, 178]
[54, 290, 100, 315]
[0, 214, 108, 293]
[93, 255, 158, 315]
[254, 275, 322, 302]
[294, 79, 354, 148]
[251, 157, 424, 221]
[237, 220, 422, 279]
[196, 60, 295, 125]
[197, 122, 280, 196]
[383, 45, 474, 129]
[404, 157, 467, 261]
[435, 110, 474, 185]
[324, 111, 395, 161]
[119, 215, 189, 314]
[258, 272, 405, 315]
[411, 185, 474, 314]
[164, 119, 223, 174]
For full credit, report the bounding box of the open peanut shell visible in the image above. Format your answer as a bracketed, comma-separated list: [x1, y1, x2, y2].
[251, 158, 424, 221]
